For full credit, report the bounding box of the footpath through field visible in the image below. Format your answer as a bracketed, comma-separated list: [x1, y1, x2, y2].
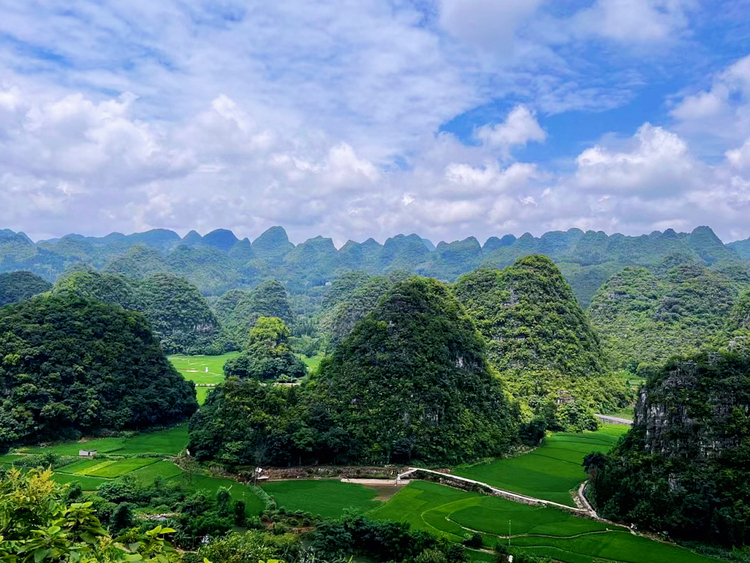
[396, 467, 597, 518]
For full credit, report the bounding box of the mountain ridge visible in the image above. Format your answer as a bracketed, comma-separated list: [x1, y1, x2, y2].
[2, 225, 748, 305]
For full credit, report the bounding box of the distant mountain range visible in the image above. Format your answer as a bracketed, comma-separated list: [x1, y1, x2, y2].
[2, 225, 749, 306]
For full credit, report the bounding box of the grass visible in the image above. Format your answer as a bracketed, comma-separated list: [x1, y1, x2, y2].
[299, 353, 325, 374]
[453, 424, 628, 507]
[262, 479, 382, 518]
[169, 353, 238, 385]
[51, 473, 110, 492]
[87, 458, 159, 478]
[20, 424, 189, 457]
[130, 460, 185, 482]
[182, 474, 265, 516]
[368, 481, 719, 563]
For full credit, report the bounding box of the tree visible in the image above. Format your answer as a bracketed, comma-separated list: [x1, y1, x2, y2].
[223, 317, 306, 381]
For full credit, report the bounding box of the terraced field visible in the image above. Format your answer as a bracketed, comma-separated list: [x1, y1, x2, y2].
[454, 425, 628, 506]
[371, 481, 718, 563]
[261, 479, 382, 518]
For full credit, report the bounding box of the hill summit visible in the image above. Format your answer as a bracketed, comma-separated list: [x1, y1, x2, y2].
[455, 255, 626, 429]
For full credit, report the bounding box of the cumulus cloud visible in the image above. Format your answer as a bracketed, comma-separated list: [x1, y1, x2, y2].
[476, 106, 546, 153]
[671, 54, 750, 144]
[575, 124, 696, 195]
[571, 0, 694, 44]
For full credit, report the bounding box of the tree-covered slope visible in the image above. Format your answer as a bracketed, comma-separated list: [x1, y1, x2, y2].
[214, 280, 294, 346]
[0, 271, 51, 306]
[0, 293, 197, 449]
[312, 277, 518, 464]
[587, 350, 750, 546]
[454, 256, 625, 428]
[189, 277, 518, 466]
[54, 270, 224, 354]
[588, 261, 744, 372]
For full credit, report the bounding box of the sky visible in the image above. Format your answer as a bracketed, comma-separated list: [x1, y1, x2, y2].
[1, 1, 750, 246]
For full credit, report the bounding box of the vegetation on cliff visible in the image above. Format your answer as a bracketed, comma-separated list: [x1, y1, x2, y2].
[588, 261, 744, 372]
[189, 278, 518, 466]
[455, 256, 626, 430]
[0, 271, 51, 306]
[54, 270, 225, 354]
[586, 350, 750, 546]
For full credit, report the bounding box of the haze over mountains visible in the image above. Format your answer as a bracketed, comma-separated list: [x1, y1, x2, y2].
[2, 224, 750, 307]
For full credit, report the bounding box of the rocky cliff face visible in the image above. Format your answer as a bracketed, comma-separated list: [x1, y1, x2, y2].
[634, 355, 748, 460]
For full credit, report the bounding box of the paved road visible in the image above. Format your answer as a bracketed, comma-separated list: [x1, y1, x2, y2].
[595, 414, 633, 426]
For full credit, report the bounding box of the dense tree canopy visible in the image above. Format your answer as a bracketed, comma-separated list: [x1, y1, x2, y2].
[0, 293, 197, 449]
[223, 316, 306, 380]
[54, 270, 225, 354]
[587, 350, 750, 546]
[190, 278, 518, 466]
[588, 261, 745, 372]
[0, 271, 51, 306]
[214, 280, 295, 347]
[454, 256, 625, 429]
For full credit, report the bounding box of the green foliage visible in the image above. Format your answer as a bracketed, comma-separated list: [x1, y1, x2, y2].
[215, 280, 295, 347]
[589, 350, 750, 546]
[312, 277, 518, 464]
[0, 271, 51, 306]
[190, 530, 299, 563]
[455, 257, 627, 429]
[0, 293, 197, 449]
[589, 262, 745, 371]
[224, 317, 306, 380]
[190, 278, 518, 466]
[54, 269, 226, 354]
[0, 467, 180, 562]
[311, 514, 467, 563]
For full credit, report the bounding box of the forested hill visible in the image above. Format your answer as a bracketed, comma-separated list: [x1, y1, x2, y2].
[2, 225, 748, 305]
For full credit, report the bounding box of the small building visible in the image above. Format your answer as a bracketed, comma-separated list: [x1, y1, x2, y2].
[79, 449, 97, 458]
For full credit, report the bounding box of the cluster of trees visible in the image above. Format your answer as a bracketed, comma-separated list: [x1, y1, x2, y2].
[0, 293, 197, 449]
[0, 468, 180, 562]
[585, 349, 750, 547]
[223, 317, 307, 380]
[190, 278, 522, 466]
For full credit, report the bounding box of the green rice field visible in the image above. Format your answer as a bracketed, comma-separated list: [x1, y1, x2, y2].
[169, 353, 238, 385]
[454, 424, 628, 507]
[370, 481, 719, 563]
[20, 424, 189, 457]
[300, 353, 325, 373]
[262, 479, 382, 518]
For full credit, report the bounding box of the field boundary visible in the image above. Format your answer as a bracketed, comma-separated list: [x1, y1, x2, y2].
[398, 468, 594, 517]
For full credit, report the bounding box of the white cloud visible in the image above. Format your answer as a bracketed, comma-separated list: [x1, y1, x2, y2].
[671, 54, 750, 144]
[438, 0, 545, 53]
[727, 140, 750, 171]
[575, 124, 695, 195]
[571, 0, 693, 44]
[476, 106, 546, 153]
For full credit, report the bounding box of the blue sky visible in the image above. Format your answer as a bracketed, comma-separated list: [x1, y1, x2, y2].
[0, 0, 749, 245]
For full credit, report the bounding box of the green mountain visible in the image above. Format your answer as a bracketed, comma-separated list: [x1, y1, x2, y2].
[588, 260, 745, 372]
[455, 256, 626, 429]
[0, 293, 197, 449]
[311, 277, 517, 464]
[54, 270, 224, 354]
[189, 277, 518, 466]
[587, 350, 750, 546]
[2, 225, 748, 310]
[0, 271, 52, 306]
